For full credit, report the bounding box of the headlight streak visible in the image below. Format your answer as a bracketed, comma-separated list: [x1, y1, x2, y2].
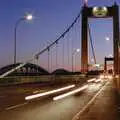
[100, 75, 104, 79]
[87, 78, 96, 83]
[115, 75, 119, 78]
[25, 84, 75, 100]
[53, 85, 88, 101]
[100, 74, 113, 80]
[108, 75, 113, 79]
[95, 78, 101, 83]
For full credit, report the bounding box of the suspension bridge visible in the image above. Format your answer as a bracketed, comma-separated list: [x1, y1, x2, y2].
[0, 2, 119, 77]
[0, 1, 120, 120]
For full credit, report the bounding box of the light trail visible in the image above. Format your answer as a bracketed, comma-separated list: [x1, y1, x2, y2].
[100, 74, 113, 80]
[108, 75, 113, 79]
[95, 79, 101, 83]
[87, 78, 96, 83]
[25, 84, 75, 100]
[72, 80, 110, 120]
[100, 75, 104, 79]
[53, 85, 88, 101]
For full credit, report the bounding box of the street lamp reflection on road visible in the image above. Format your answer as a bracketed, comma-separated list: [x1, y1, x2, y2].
[14, 13, 33, 64]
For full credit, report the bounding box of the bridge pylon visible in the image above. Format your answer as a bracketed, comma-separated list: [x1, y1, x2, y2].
[81, 3, 120, 75]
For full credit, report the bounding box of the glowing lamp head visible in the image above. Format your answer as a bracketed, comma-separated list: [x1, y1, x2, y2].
[76, 49, 80, 52]
[105, 37, 110, 41]
[92, 6, 108, 17]
[25, 14, 33, 20]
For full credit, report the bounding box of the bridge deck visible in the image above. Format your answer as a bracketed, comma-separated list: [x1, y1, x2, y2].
[77, 80, 120, 120]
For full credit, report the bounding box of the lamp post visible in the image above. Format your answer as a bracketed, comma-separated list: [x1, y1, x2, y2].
[14, 14, 33, 64]
[72, 48, 80, 72]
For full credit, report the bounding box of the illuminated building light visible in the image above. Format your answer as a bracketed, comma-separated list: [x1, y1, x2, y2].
[53, 85, 88, 101]
[25, 84, 75, 100]
[95, 64, 100, 67]
[92, 6, 108, 17]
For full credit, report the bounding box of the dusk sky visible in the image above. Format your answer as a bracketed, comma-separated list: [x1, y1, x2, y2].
[0, 0, 120, 72]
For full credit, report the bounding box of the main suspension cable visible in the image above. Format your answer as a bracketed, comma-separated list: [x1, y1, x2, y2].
[34, 12, 81, 59]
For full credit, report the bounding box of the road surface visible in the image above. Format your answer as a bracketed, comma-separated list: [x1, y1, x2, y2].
[0, 78, 106, 120]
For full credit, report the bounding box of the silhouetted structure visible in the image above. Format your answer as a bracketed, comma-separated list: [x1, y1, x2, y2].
[104, 57, 113, 73]
[51, 68, 71, 75]
[0, 63, 49, 76]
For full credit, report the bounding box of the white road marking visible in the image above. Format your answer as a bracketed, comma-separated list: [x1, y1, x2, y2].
[5, 102, 28, 110]
[72, 81, 109, 120]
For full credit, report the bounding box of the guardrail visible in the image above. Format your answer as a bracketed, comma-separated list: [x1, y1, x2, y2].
[0, 75, 95, 86]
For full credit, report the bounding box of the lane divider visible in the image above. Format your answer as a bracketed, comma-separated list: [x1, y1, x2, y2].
[72, 80, 109, 120]
[5, 102, 28, 110]
[25, 84, 75, 100]
[53, 85, 88, 101]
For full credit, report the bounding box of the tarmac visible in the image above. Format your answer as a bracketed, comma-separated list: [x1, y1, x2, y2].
[77, 79, 120, 120]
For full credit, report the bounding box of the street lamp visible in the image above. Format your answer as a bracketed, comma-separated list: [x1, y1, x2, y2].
[72, 48, 80, 72]
[105, 36, 110, 41]
[14, 13, 33, 64]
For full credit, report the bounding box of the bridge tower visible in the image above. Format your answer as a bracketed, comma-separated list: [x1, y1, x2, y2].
[104, 57, 113, 73]
[81, 3, 120, 75]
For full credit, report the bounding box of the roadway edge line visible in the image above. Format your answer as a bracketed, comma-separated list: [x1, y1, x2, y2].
[72, 80, 110, 120]
[5, 102, 28, 110]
